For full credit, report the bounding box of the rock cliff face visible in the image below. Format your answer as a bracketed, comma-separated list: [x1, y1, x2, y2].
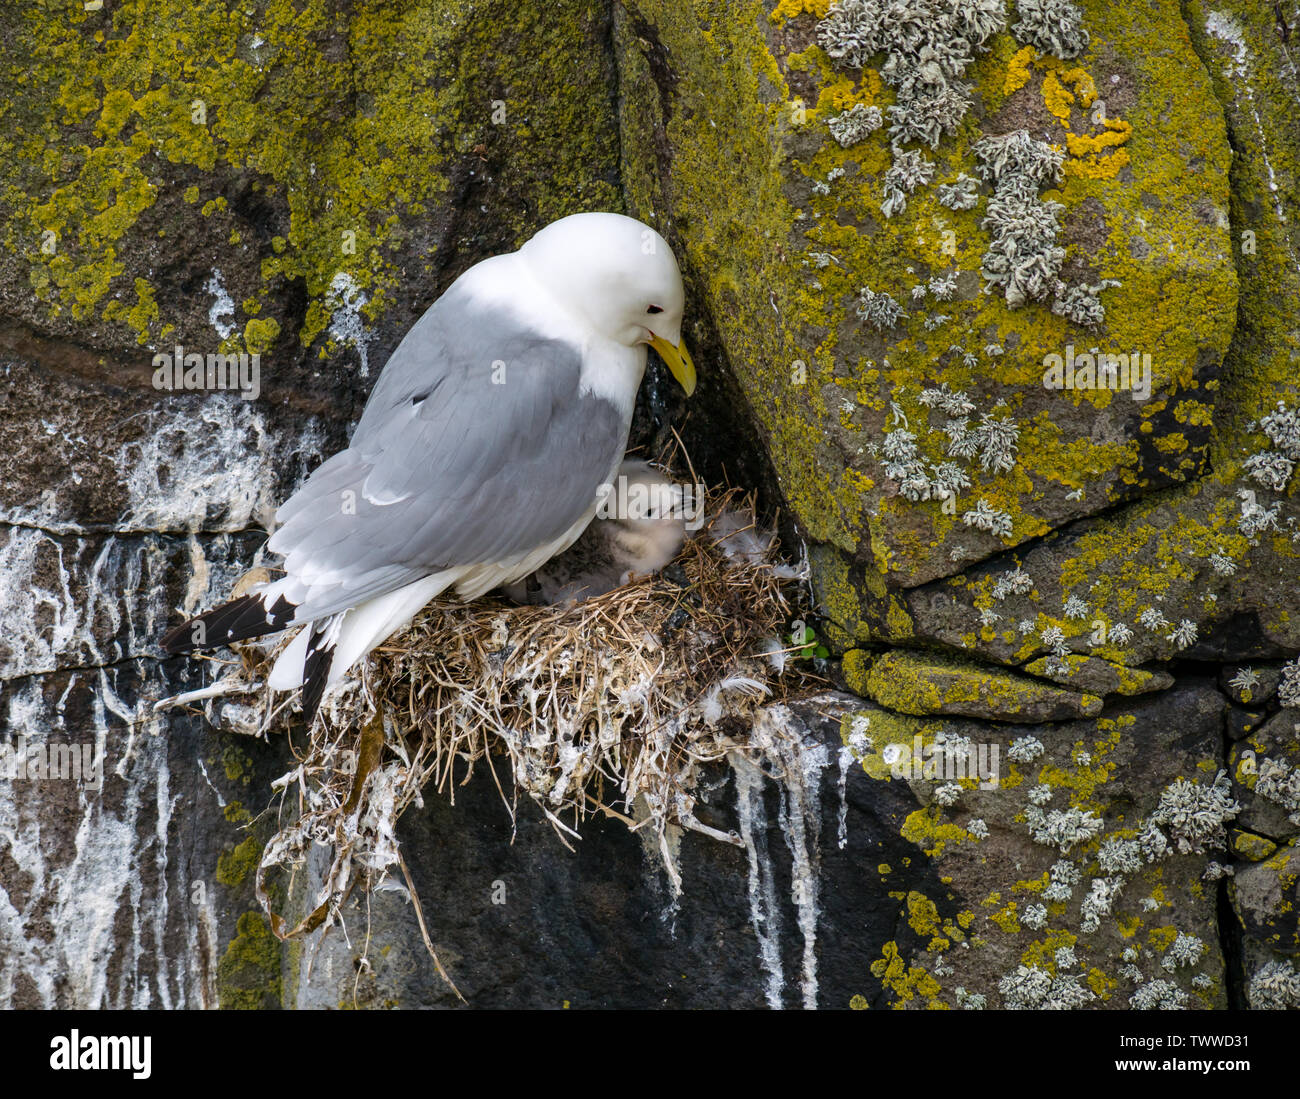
[1, 0, 1296, 1008]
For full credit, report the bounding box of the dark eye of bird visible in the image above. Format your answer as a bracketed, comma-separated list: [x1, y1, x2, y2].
[646, 305, 663, 314]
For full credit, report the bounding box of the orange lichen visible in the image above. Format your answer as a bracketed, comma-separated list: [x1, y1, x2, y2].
[771, 0, 833, 19]
[1066, 120, 1134, 156]
[1043, 70, 1075, 121]
[1031, 55, 1131, 180]
[1063, 147, 1131, 179]
[1004, 45, 1037, 94]
[1059, 67, 1097, 107]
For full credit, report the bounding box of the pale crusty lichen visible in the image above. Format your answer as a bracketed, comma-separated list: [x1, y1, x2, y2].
[1010, 0, 1090, 59]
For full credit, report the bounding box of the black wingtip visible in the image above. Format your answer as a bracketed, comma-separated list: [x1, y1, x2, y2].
[161, 592, 298, 654]
[299, 622, 335, 725]
[160, 618, 200, 654]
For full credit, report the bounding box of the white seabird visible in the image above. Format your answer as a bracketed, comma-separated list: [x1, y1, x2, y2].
[161, 212, 696, 719]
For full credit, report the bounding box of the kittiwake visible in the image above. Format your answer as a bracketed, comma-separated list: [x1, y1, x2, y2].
[161, 212, 696, 720]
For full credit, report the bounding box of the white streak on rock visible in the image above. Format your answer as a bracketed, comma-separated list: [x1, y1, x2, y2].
[327, 272, 374, 377]
[0, 528, 80, 679]
[732, 753, 785, 1009]
[836, 744, 853, 850]
[204, 270, 236, 340]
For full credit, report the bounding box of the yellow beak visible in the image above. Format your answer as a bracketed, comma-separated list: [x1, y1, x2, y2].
[649, 334, 697, 397]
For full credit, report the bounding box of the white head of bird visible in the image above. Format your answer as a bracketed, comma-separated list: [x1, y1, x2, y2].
[519, 212, 696, 395]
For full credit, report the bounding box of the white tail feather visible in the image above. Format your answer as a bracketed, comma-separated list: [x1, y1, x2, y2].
[268, 570, 459, 691]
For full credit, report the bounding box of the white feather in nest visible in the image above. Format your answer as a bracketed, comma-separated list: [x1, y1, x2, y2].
[709, 504, 806, 580]
[760, 636, 790, 675]
[699, 674, 772, 725]
[709, 505, 772, 565]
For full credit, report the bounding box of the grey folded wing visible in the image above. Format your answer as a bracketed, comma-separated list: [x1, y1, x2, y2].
[267, 289, 626, 622]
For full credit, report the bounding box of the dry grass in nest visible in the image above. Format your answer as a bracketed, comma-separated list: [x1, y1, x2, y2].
[198, 481, 819, 993]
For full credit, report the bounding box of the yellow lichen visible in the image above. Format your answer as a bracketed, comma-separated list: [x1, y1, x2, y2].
[901, 807, 974, 858]
[771, 0, 833, 21]
[1004, 45, 1037, 94]
[1043, 70, 1075, 121]
[870, 941, 946, 1009]
[988, 901, 1021, 933]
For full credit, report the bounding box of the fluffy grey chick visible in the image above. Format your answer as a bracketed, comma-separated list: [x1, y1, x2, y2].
[507, 460, 688, 605]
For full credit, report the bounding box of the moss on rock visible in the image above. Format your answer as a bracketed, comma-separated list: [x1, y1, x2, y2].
[1022, 653, 1173, 696]
[848, 648, 1102, 719]
[216, 911, 282, 1010]
[0, 0, 621, 361]
[216, 834, 262, 888]
[616, 0, 1237, 624]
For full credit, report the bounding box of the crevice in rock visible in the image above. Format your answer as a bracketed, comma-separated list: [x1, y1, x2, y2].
[612, 8, 791, 533]
[0, 518, 271, 540]
[1217, 876, 1248, 1008]
[0, 317, 343, 417]
[0, 517, 89, 539]
[605, 1, 628, 216]
[1177, 0, 1289, 421]
[1216, 669, 1250, 1011]
[1197, 632, 1261, 1007]
[618, 5, 680, 139]
[0, 651, 170, 685]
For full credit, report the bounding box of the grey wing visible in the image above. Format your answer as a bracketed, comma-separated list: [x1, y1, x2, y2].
[267, 288, 626, 621]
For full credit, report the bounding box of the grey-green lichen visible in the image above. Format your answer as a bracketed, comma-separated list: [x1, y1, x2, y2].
[1010, 0, 1089, 59]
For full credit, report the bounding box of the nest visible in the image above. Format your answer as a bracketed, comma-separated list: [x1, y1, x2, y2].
[188, 480, 818, 994]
